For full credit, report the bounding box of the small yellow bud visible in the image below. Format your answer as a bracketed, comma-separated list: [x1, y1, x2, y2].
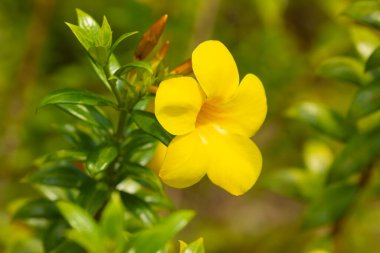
[135, 15, 168, 60]
[170, 59, 193, 75]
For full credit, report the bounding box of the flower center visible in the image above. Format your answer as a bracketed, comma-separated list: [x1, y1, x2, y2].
[196, 100, 221, 127]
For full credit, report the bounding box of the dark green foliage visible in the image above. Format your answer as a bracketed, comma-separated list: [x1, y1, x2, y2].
[132, 110, 174, 146]
[12, 9, 195, 253]
[286, 102, 356, 140]
[303, 184, 357, 229]
[317, 57, 364, 85]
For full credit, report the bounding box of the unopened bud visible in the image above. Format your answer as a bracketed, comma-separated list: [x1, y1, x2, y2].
[147, 85, 158, 94]
[151, 40, 170, 70]
[156, 40, 170, 62]
[170, 59, 193, 75]
[135, 15, 168, 60]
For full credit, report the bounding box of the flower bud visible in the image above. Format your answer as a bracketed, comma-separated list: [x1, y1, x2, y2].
[135, 15, 168, 60]
[170, 59, 193, 75]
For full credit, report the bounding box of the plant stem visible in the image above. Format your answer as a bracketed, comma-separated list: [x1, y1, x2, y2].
[331, 164, 374, 252]
[116, 108, 127, 138]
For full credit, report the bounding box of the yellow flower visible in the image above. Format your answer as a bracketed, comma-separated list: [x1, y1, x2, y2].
[155, 40, 267, 195]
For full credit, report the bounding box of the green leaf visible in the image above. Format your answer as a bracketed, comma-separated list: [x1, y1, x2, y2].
[43, 220, 69, 252]
[98, 16, 112, 48]
[86, 145, 118, 175]
[114, 62, 153, 78]
[110, 31, 139, 53]
[121, 163, 163, 194]
[35, 149, 86, 166]
[100, 193, 127, 252]
[180, 238, 205, 253]
[286, 102, 356, 140]
[365, 47, 380, 71]
[303, 184, 357, 229]
[52, 240, 85, 253]
[76, 9, 99, 33]
[328, 129, 380, 183]
[57, 124, 96, 151]
[317, 57, 364, 85]
[88, 46, 109, 66]
[120, 191, 158, 226]
[39, 89, 115, 109]
[344, 1, 380, 29]
[57, 201, 99, 233]
[13, 199, 60, 220]
[349, 81, 380, 119]
[57, 201, 106, 253]
[132, 110, 174, 146]
[126, 210, 194, 253]
[303, 139, 333, 175]
[66, 23, 94, 50]
[58, 104, 113, 131]
[27, 164, 90, 188]
[77, 181, 110, 215]
[262, 168, 320, 201]
[350, 25, 380, 59]
[90, 60, 112, 92]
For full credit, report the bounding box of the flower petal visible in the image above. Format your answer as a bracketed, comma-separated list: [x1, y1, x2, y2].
[147, 142, 167, 174]
[200, 125, 262, 196]
[192, 40, 239, 101]
[214, 74, 267, 137]
[155, 77, 205, 135]
[159, 130, 208, 188]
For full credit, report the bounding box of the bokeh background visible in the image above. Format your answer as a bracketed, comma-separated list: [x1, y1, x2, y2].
[1, 0, 377, 252]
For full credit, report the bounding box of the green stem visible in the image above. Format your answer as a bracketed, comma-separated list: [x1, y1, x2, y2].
[116, 108, 127, 138]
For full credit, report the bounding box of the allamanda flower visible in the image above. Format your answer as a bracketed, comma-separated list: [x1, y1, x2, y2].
[155, 40, 267, 195]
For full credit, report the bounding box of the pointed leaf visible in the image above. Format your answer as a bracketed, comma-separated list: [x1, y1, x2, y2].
[110, 31, 139, 53]
[132, 110, 174, 146]
[57, 201, 98, 233]
[27, 164, 90, 188]
[39, 89, 115, 108]
[350, 25, 380, 59]
[365, 47, 380, 71]
[179, 238, 205, 253]
[121, 163, 163, 193]
[344, 1, 380, 29]
[287, 102, 356, 140]
[114, 62, 153, 77]
[126, 210, 194, 253]
[317, 57, 364, 85]
[76, 9, 99, 33]
[86, 145, 118, 175]
[43, 220, 69, 252]
[77, 181, 110, 215]
[57, 201, 106, 253]
[66, 23, 94, 50]
[120, 191, 158, 225]
[58, 104, 113, 131]
[88, 46, 109, 66]
[328, 129, 380, 183]
[14, 199, 60, 220]
[98, 16, 112, 48]
[303, 184, 357, 229]
[100, 192, 125, 243]
[35, 149, 86, 166]
[349, 81, 380, 119]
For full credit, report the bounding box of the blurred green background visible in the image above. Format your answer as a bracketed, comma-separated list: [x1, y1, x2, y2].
[2, 0, 379, 252]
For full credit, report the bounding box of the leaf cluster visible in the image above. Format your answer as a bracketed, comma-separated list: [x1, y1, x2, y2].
[13, 9, 203, 253]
